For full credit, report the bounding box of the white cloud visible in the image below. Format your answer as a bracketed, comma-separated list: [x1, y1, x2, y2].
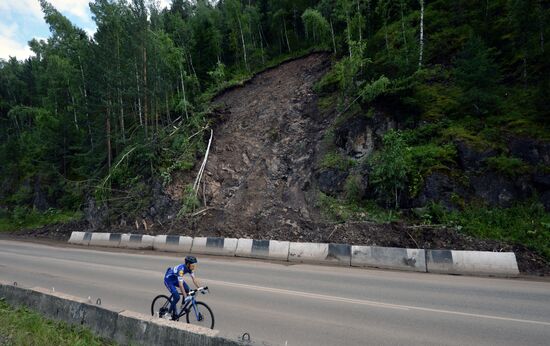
[0, 35, 34, 61]
[50, 0, 92, 22]
[0, 0, 43, 19]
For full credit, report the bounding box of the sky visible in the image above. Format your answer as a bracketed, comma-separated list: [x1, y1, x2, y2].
[0, 0, 171, 61]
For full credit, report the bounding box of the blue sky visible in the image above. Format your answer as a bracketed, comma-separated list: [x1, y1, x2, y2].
[0, 0, 170, 61]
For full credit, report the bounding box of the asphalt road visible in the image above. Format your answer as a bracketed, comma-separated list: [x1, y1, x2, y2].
[1, 239, 549, 346]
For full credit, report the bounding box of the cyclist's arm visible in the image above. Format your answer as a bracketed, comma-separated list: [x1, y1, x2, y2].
[178, 279, 187, 298]
[191, 273, 200, 289]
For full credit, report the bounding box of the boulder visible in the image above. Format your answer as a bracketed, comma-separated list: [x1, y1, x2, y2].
[316, 169, 349, 196]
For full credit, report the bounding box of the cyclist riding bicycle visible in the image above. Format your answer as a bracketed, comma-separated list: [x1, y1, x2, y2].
[164, 255, 202, 320]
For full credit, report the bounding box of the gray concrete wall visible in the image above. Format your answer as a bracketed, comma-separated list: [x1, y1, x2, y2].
[67, 232, 520, 277]
[0, 281, 250, 346]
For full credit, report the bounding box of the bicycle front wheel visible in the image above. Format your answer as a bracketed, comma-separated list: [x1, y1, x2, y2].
[151, 294, 171, 319]
[186, 301, 215, 329]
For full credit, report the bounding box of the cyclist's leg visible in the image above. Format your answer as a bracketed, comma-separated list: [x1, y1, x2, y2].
[164, 280, 180, 315]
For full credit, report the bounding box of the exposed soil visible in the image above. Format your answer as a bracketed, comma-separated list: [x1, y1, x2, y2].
[7, 53, 550, 276]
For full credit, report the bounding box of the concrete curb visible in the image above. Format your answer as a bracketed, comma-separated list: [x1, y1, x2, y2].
[68, 231, 90, 246]
[89, 232, 121, 248]
[153, 235, 193, 252]
[351, 246, 426, 272]
[191, 237, 238, 256]
[426, 250, 519, 276]
[67, 232, 521, 277]
[288, 242, 351, 266]
[0, 280, 251, 345]
[235, 239, 290, 261]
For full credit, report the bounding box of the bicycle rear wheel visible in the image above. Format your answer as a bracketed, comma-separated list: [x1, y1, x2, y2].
[151, 295, 171, 319]
[186, 301, 215, 329]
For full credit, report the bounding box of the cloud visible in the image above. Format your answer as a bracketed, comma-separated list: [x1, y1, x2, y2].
[0, 0, 42, 19]
[0, 35, 33, 61]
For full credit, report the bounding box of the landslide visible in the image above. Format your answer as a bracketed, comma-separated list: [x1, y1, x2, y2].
[10, 53, 549, 275]
[168, 53, 332, 240]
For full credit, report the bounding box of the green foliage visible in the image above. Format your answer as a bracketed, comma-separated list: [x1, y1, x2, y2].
[485, 155, 531, 178]
[302, 9, 331, 47]
[0, 299, 113, 345]
[320, 151, 355, 171]
[0, 208, 82, 232]
[368, 130, 411, 208]
[360, 76, 390, 103]
[429, 202, 550, 260]
[317, 192, 399, 224]
[344, 174, 362, 203]
[453, 36, 502, 115]
[178, 185, 200, 216]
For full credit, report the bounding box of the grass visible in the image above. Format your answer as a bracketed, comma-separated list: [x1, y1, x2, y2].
[424, 201, 550, 260]
[0, 299, 114, 346]
[0, 208, 82, 232]
[317, 193, 400, 224]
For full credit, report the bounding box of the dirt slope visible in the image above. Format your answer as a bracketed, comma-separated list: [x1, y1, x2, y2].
[179, 53, 331, 239]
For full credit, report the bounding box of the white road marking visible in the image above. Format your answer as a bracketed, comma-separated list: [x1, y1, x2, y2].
[1, 242, 550, 328]
[206, 279, 550, 327]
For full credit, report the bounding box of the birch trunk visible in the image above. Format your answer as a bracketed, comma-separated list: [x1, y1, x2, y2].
[143, 45, 148, 138]
[400, 0, 409, 65]
[179, 64, 189, 119]
[330, 19, 337, 54]
[418, 0, 425, 69]
[135, 60, 143, 126]
[283, 19, 291, 52]
[237, 16, 249, 70]
[77, 54, 93, 149]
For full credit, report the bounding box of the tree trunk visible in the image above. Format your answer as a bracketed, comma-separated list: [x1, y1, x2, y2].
[418, 0, 425, 69]
[330, 19, 337, 54]
[106, 103, 112, 170]
[400, 0, 409, 65]
[135, 60, 143, 126]
[143, 45, 148, 138]
[77, 54, 93, 149]
[237, 16, 249, 70]
[179, 64, 189, 119]
[283, 18, 291, 52]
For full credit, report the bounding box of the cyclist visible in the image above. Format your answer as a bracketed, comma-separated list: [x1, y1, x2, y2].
[164, 255, 202, 320]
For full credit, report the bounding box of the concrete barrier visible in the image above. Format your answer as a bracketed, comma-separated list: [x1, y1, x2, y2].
[65, 232, 521, 277]
[288, 242, 351, 266]
[68, 231, 91, 246]
[191, 237, 238, 256]
[351, 246, 427, 272]
[153, 235, 193, 253]
[235, 239, 290, 261]
[120, 234, 155, 250]
[0, 281, 252, 345]
[426, 250, 519, 276]
[88, 233, 122, 248]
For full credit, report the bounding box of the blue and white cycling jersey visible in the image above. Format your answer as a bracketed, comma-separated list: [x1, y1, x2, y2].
[165, 264, 195, 284]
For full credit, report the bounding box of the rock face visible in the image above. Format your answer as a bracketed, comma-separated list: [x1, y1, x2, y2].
[412, 172, 467, 210]
[316, 169, 349, 196]
[454, 140, 497, 171]
[509, 138, 550, 165]
[334, 110, 396, 159]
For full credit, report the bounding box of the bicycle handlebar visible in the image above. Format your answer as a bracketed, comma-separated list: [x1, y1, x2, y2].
[189, 286, 209, 296]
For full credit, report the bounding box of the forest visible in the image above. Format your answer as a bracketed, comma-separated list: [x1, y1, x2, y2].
[0, 1, 549, 258]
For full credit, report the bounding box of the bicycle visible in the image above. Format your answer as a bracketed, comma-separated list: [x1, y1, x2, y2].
[150, 286, 215, 329]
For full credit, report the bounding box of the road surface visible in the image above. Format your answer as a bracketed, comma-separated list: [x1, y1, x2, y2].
[0, 239, 549, 345]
